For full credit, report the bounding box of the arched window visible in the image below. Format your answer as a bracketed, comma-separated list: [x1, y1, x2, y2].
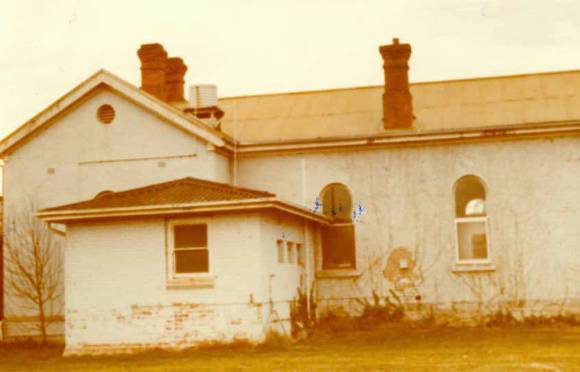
[321, 183, 352, 222]
[320, 183, 356, 269]
[454, 176, 489, 262]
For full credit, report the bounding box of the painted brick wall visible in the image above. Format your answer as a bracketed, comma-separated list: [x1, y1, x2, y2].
[2, 87, 230, 338]
[64, 213, 270, 354]
[237, 136, 580, 315]
[259, 211, 320, 333]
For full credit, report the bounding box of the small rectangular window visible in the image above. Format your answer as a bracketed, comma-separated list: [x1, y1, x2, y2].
[277, 240, 284, 264]
[173, 224, 208, 274]
[297, 243, 305, 266]
[286, 241, 295, 264]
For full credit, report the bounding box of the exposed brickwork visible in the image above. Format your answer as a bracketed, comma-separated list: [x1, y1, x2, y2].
[65, 302, 268, 355]
[379, 38, 414, 129]
[137, 44, 168, 101]
[383, 247, 421, 292]
[165, 58, 188, 102]
[137, 44, 188, 103]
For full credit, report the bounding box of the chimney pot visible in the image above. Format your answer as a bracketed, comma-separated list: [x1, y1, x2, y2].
[379, 38, 414, 129]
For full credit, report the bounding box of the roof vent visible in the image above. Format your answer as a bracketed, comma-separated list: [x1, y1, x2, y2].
[185, 84, 224, 128]
[190, 84, 217, 108]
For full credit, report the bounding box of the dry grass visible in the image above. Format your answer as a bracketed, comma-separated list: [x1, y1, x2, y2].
[1, 325, 579, 371]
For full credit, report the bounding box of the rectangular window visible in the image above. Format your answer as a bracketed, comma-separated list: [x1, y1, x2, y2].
[321, 224, 356, 269]
[297, 243, 305, 266]
[456, 219, 489, 262]
[173, 224, 208, 274]
[286, 241, 295, 264]
[277, 240, 284, 264]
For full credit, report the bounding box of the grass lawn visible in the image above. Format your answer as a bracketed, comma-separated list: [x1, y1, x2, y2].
[0, 325, 579, 371]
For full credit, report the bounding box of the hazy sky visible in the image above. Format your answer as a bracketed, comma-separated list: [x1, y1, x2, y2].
[1, 0, 579, 138]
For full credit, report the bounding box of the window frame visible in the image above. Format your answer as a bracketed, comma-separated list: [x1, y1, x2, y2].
[453, 175, 492, 265]
[276, 239, 285, 264]
[320, 183, 353, 222]
[286, 241, 296, 264]
[454, 216, 491, 264]
[167, 218, 211, 279]
[319, 183, 357, 271]
[296, 243, 305, 267]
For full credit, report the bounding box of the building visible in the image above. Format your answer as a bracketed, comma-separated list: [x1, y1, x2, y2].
[1, 40, 579, 354]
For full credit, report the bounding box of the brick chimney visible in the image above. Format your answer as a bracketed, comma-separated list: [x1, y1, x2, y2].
[165, 57, 188, 102]
[379, 38, 414, 129]
[137, 43, 168, 101]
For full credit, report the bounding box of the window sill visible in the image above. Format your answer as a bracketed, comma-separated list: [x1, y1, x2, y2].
[451, 263, 496, 274]
[316, 269, 361, 279]
[166, 275, 215, 289]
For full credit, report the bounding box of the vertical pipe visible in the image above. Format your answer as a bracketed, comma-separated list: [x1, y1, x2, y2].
[301, 154, 306, 207]
[233, 103, 238, 186]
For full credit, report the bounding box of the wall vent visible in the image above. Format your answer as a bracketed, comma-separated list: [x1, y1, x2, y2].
[97, 104, 115, 124]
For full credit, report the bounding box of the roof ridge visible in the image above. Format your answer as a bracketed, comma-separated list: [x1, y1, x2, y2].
[218, 68, 580, 100]
[179, 177, 275, 196]
[92, 177, 274, 204]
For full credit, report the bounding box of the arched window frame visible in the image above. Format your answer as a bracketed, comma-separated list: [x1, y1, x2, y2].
[320, 182, 353, 222]
[453, 175, 491, 264]
[319, 183, 356, 270]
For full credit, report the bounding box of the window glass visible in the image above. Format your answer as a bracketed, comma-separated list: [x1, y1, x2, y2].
[277, 240, 284, 264]
[321, 183, 352, 221]
[287, 241, 295, 264]
[322, 224, 356, 269]
[173, 224, 208, 274]
[455, 176, 486, 218]
[174, 224, 207, 248]
[454, 176, 489, 262]
[175, 250, 209, 273]
[465, 198, 485, 216]
[297, 244, 305, 266]
[320, 183, 356, 269]
[457, 221, 488, 260]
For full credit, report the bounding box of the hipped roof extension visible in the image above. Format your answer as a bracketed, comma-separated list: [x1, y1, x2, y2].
[37, 177, 331, 225]
[0, 69, 230, 156]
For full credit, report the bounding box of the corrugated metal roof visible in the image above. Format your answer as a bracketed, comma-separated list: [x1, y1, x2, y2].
[41, 177, 275, 212]
[219, 70, 580, 143]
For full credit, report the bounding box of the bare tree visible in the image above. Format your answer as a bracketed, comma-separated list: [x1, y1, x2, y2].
[4, 203, 62, 344]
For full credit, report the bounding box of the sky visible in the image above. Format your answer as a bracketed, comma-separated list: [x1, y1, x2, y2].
[0, 0, 579, 139]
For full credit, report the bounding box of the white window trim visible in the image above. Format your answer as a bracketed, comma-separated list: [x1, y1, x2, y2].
[167, 218, 213, 283]
[454, 216, 492, 265]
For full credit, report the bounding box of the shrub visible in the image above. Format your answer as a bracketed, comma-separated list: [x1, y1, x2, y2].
[485, 310, 518, 327]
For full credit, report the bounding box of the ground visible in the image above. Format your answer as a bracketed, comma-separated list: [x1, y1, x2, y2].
[1, 326, 579, 371]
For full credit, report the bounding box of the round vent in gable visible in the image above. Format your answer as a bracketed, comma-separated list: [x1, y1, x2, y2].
[97, 104, 115, 124]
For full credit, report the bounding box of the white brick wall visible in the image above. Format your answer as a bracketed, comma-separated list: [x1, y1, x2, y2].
[3, 88, 230, 338]
[237, 137, 580, 313]
[64, 213, 274, 353]
[259, 212, 319, 332]
[62, 210, 321, 354]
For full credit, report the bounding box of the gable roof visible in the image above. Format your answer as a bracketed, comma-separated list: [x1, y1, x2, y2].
[0, 70, 229, 156]
[37, 177, 330, 225]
